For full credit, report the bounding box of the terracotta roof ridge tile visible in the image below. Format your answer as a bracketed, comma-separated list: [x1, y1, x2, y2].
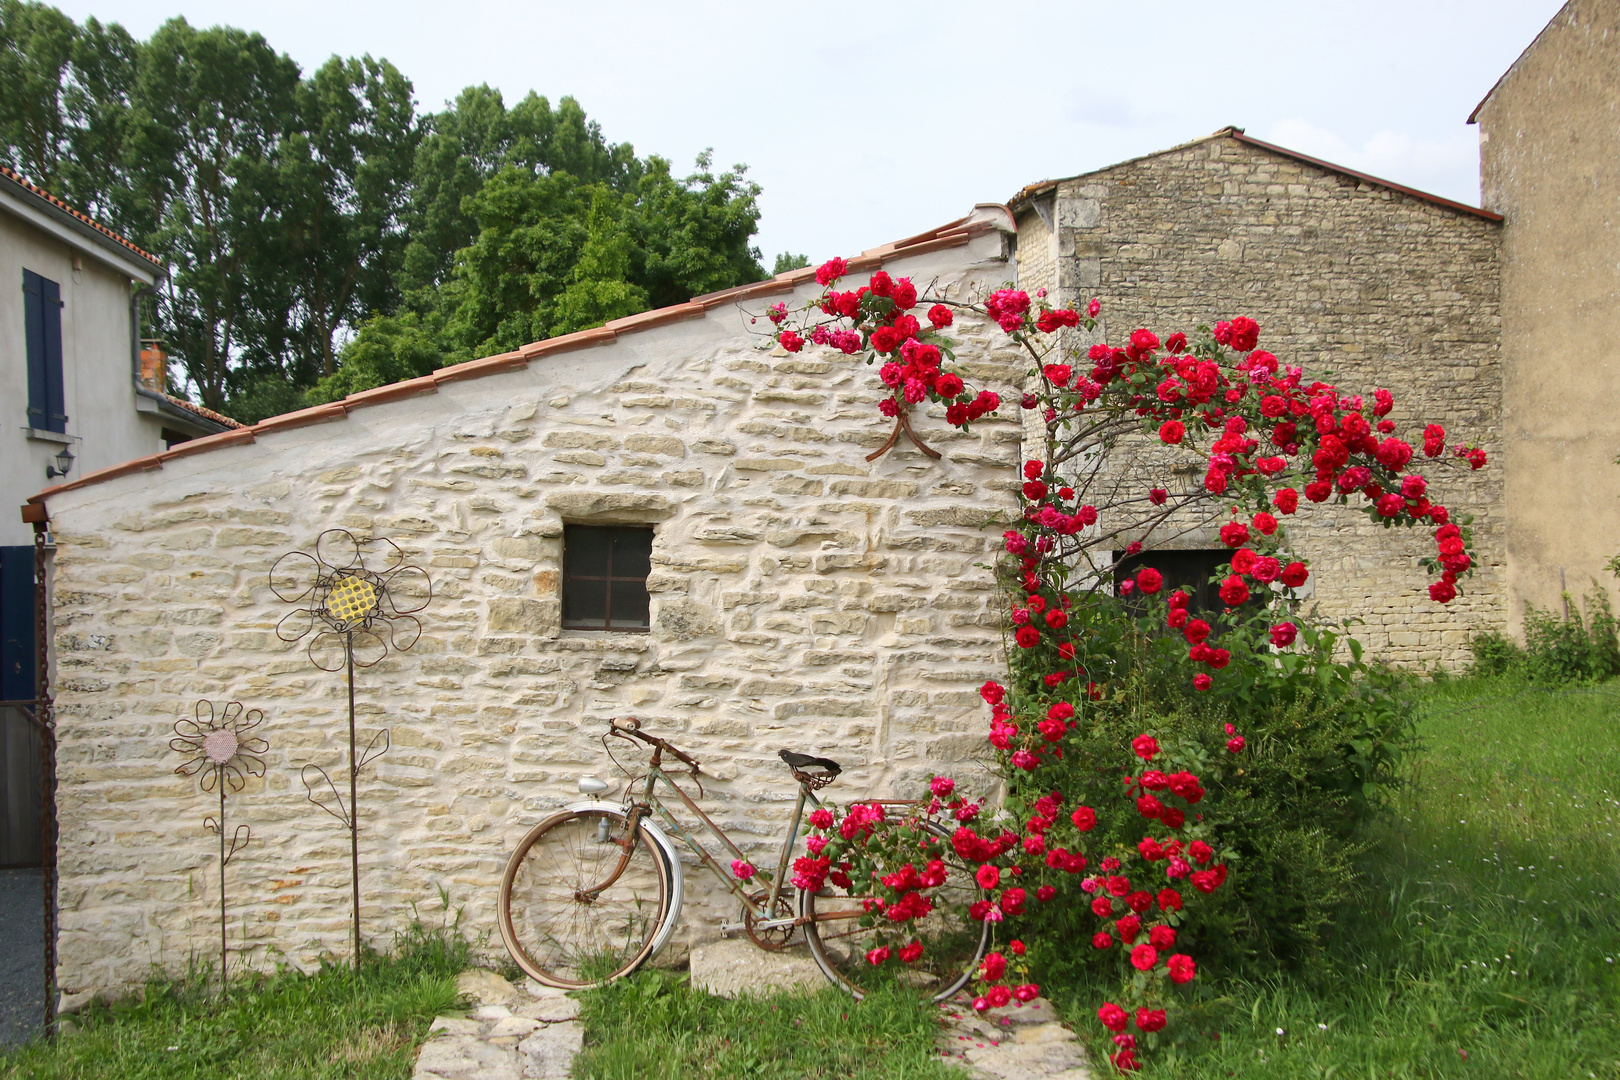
[161, 393, 244, 429]
[0, 165, 165, 266]
[21, 206, 1003, 517]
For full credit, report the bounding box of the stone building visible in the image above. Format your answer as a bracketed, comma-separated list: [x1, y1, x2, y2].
[27, 2, 1614, 996]
[1471, 0, 1620, 628]
[21, 209, 1027, 1001]
[1010, 128, 1506, 664]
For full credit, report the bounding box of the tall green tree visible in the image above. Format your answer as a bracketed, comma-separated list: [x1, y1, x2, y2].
[0, 1, 135, 219]
[124, 17, 301, 410]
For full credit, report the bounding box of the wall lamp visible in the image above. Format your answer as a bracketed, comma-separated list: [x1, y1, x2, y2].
[46, 445, 74, 480]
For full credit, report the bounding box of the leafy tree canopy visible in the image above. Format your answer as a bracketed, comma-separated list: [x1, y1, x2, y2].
[0, 3, 768, 421]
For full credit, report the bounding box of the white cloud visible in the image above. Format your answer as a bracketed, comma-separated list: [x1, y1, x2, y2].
[1265, 119, 1481, 206]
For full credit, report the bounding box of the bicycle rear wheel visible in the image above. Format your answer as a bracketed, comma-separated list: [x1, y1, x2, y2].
[800, 820, 988, 1001]
[498, 808, 672, 988]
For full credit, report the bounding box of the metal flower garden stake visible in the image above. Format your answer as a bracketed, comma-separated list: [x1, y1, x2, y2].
[170, 700, 268, 996]
[270, 530, 430, 969]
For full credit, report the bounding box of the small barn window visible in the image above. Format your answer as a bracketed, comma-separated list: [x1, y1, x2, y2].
[562, 525, 653, 631]
[1114, 548, 1250, 618]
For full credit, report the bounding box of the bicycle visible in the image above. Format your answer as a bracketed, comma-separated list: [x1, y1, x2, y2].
[496, 716, 988, 1000]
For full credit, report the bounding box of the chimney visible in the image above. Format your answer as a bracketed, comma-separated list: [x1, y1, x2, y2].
[139, 340, 167, 393]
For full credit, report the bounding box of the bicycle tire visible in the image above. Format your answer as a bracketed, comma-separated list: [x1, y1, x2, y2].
[800, 820, 988, 1002]
[498, 807, 672, 988]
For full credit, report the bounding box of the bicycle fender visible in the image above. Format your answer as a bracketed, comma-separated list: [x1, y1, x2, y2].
[565, 800, 685, 959]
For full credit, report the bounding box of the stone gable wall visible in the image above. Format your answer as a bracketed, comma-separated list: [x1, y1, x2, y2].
[41, 233, 1025, 1003]
[1018, 136, 1505, 665]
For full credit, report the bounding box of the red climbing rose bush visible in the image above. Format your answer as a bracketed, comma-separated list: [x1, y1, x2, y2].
[765, 259, 1485, 1069]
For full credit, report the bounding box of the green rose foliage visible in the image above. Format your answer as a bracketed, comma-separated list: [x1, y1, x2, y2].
[1006, 591, 1416, 983]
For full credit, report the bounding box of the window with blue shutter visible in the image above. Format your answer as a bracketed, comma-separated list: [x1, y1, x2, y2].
[23, 269, 66, 433]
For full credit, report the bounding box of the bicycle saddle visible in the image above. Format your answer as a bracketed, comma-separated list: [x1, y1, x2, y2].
[779, 749, 841, 775]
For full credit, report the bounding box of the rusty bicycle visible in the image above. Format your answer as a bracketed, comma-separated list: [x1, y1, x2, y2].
[496, 716, 988, 999]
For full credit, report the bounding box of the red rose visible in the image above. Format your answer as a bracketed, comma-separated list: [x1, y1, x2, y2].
[1219, 521, 1249, 547]
[1274, 488, 1299, 514]
[1231, 548, 1258, 575]
[1279, 562, 1309, 588]
[779, 331, 804, 353]
[1136, 567, 1163, 594]
[899, 940, 924, 963]
[893, 279, 918, 309]
[1148, 925, 1177, 951]
[1136, 795, 1163, 819]
[1159, 420, 1185, 445]
[1045, 609, 1068, 630]
[1269, 621, 1298, 647]
[870, 326, 900, 353]
[815, 257, 848, 286]
[1000, 887, 1026, 915]
[1015, 626, 1041, 649]
[976, 864, 1001, 889]
[1167, 608, 1189, 629]
[1092, 931, 1114, 950]
[1157, 888, 1182, 911]
[1304, 480, 1333, 503]
[1092, 895, 1114, 918]
[865, 945, 890, 965]
[1183, 618, 1210, 644]
[1189, 840, 1213, 864]
[927, 304, 953, 329]
[1149, 487, 1168, 505]
[1098, 1002, 1128, 1032]
[1193, 674, 1213, 691]
[1132, 734, 1160, 761]
[989, 986, 1014, 1008]
[1429, 580, 1457, 603]
[1227, 316, 1259, 352]
[1023, 479, 1048, 501]
[1036, 884, 1056, 901]
[1190, 870, 1219, 893]
[1167, 954, 1196, 984]
[934, 373, 964, 398]
[1161, 807, 1186, 828]
[1129, 944, 1159, 971]
[1116, 914, 1141, 943]
[980, 951, 1007, 981]
[1071, 806, 1097, 831]
[1219, 576, 1250, 606]
[1014, 983, 1040, 1002]
[1135, 1008, 1167, 1033]
[1252, 511, 1278, 535]
[1127, 890, 1153, 914]
[1226, 735, 1246, 753]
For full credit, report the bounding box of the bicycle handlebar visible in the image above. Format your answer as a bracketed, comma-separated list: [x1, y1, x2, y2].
[609, 717, 701, 772]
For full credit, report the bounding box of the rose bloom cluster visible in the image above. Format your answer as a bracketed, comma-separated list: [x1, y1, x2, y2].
[773, 258, 1000, 428]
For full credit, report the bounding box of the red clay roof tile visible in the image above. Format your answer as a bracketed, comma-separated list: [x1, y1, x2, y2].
[1, 165, 164, 266]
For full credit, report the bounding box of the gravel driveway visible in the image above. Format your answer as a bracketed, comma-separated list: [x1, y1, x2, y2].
[0, 869, 44, 1049]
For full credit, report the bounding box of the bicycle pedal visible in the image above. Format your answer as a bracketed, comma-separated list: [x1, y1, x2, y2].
[718, 921, 746, 936]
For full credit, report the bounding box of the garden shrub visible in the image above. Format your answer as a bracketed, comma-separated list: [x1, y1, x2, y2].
[1006, 600, 1414, 982]
[1469, 585, 1620, 682]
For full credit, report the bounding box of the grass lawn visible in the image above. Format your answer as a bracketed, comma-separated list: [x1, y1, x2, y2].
[572, 969, 964, 1080]
[0, 928, 466, 1080]
[1069, 675, 1620, 1078]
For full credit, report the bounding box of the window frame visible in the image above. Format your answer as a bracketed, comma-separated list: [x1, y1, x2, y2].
[560, 524, 654, 632]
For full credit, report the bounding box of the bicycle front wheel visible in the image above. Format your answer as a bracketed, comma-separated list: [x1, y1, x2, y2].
[498, 808, 672, 988]
[800, 820, 988, 1002]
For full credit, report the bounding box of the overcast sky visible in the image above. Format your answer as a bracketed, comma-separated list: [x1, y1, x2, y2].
[55, 0, 1565, 268]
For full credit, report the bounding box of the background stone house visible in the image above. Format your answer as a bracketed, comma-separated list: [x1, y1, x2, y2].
[2, 167, 235, 870]
[1471, 0, 1620, 630]
[1010, 128, 1505, 665]
[23, 209, 1027, 1001]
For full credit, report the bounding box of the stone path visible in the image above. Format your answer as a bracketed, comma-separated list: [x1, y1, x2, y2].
[416, 952, 1091, 1080]
[412, 970, 584, 1080]
[936, 994, 1091, 1080]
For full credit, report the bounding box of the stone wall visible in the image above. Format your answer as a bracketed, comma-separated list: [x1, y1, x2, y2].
[1015, 134, 1505, 666]
[39, 228, 1026, 1003]
[1477, 0, 1620, 631]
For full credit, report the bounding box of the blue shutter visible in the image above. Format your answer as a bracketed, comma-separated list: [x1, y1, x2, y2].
[22, 270, 66, 434]
[22, 271, 45, 430]
[0, 547, 34, 702]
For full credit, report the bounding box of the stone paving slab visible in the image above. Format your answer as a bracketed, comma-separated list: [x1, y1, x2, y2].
[937, 995, 1091, 1080]
[689, 937, 825, 998]
[412, 970, 584, 1080]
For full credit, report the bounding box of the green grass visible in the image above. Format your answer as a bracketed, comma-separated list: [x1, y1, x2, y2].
[1063, 675, 1620, 1078]
[573, 968, 966, 1080]
[0, 925, 469, 1080]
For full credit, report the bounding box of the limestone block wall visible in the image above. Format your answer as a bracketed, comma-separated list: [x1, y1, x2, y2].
[1016, 135, 1505, 665]
[39, 230, 1025, 1002]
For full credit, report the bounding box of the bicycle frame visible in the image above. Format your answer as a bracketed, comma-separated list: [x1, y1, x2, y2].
[628, 762, 818, 932]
